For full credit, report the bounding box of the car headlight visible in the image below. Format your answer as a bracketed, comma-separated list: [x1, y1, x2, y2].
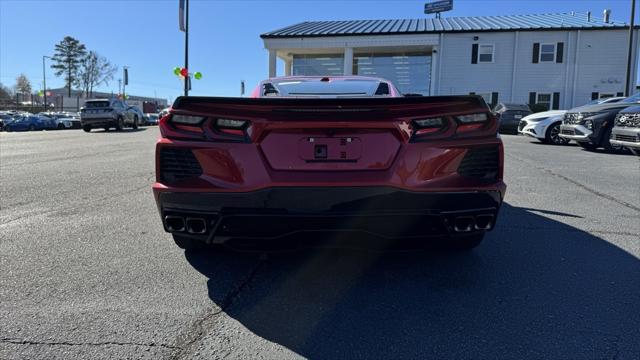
[584, 119, 593, 130]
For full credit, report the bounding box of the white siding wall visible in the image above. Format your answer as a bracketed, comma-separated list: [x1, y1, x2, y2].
[439, 29, 637, 108]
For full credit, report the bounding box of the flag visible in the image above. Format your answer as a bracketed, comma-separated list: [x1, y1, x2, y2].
[179, 0, 186, 32]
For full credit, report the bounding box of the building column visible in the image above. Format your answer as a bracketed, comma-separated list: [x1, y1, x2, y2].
[429, 46, 439, 96]
[285, 59, 292, 76]
[343, 47, 354, 75]
[268, 49, 277, 78]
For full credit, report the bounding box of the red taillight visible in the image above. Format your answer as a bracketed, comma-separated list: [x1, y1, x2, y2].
[456, 123, 485, 133]
[159, 113, 250, 142]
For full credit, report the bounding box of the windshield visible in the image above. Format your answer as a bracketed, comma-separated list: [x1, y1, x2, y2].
[621, 93, 640, 103]
[270, 79, 386, 97]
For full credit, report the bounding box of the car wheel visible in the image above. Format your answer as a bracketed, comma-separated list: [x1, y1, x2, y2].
[630, 148, 640, 156]
[115, 117, 124, 131]
[28, 125, 35, 131]
[601, 127, 624, 153]
[578, 142, 598, 151]
[545, 122, 569, 145]
[57, 123, 65, 130]
[132, 116, 139, 130]
[83, 125, 92, 132]
[103, 127, 110, 132]
[440, 233, 485, 251]
[172, 234, 212, 251]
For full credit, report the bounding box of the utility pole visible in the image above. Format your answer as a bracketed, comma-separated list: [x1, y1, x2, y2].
[625, 0, 637, 96]
[184, 0, 190, 96]
[42, 55, 51, 110]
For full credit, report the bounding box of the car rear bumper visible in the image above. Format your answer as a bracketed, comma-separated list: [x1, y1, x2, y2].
[154, 186, 505, 243]
[81, 118, 116, 127]
[610, 127, 640, 149]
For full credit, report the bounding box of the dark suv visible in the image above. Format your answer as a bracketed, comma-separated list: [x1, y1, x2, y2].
[80, 99, 139, 132]
[559, 93, 640, 152]
[610, 105, 640, 156]
[493, 103, 532, 134]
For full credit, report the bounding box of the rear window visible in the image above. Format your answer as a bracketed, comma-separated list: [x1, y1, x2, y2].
[270, 79, 383, 97]
[84, 101, 110, 108]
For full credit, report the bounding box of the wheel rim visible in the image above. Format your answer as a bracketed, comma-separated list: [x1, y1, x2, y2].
[550, 124, 562, 144]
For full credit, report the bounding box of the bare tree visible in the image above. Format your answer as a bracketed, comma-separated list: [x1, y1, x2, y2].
[51, 36, 87, 96]
[76, 51, 117, 98]
[0, 82, 13, 100]
[15, 74, 32, 95]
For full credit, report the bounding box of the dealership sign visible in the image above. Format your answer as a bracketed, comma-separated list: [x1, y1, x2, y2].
[424, 0, 453, 14]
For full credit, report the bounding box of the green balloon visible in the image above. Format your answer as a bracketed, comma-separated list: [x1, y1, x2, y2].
[194, 71, 202, 80]
[38, 90, 44, 96]
[173, 67, 181, 76]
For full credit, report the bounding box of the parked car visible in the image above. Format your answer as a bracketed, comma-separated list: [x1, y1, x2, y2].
[517, 97, 625, 145]
[610, 105, 640, 156]
[80, 98, 139, 132]
[154, 76, 506, 251]
[3, 115, 56, 132]
[493, 103, 532, 134]
[559, 93, 640, 152]
[144, 113, 160, 125]
[126, 106, 145, 126]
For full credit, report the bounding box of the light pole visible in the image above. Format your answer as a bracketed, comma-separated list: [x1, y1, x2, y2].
[184, 0, 189, 96]
[42, 55, 52, 110]
[625, 0, 637, 96]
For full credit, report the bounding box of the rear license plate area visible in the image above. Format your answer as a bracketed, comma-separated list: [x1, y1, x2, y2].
[299, 137, 362, 162]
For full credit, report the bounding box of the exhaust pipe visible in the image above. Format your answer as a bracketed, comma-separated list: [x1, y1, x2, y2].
[453, 216, 474, 232]
[475, 214, 494, 230]
[165, 216, 185, 232]
[186, 217, 207, 234]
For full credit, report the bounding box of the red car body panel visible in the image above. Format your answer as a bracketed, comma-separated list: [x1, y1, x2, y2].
[153, 76, 506, 243]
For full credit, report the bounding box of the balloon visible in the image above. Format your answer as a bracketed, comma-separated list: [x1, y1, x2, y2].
[194, 72, 202, 80]
[173, 67, 181, 76]
[180, 68, 188, 77]
[38, 90, 44, 96]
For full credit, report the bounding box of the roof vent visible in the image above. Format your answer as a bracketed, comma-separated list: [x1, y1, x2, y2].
[587, 11, 591, 22]
[603, 9, 611, 23]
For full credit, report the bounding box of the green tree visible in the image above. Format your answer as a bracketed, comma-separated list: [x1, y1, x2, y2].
[51, 36, 87, 96]
[15, 74, 32, 95]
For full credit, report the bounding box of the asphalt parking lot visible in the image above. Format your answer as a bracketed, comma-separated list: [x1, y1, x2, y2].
[1, 128, 639, 359]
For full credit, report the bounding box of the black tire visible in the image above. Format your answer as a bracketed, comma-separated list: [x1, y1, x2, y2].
[115, 117, 124, 131]
[545, 122, 569, 145]
[172, 234, 211, 251]
[28, 125, 35, 131]
[440, 233, 485, 251]
[601, 126, 624, 153]
[103, 127, 110, 132]
[132, 116, 139, 130]
[57, 123, 65, 130]
[83, 125, 92, 132]
[578, 142, 598, 151]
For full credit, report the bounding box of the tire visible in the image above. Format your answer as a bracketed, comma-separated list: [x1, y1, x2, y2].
[578, 142, 598, 151]
[115, 117, 124, 131]
[83, 125, 92, 132]
[132, 116, 139, 130]
[103, 127, 110, 132]
[545, 122, 569, 145]
[601, 126, 624, 153]
[28, 125, 35, 131]
[57, 123, 65, 130]
[172, 234, 211, 251]
[440, 233, 485, 251]
[630, 148, 640, 156]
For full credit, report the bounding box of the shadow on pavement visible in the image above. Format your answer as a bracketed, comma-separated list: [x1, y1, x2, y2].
[185, 203, 640, 358]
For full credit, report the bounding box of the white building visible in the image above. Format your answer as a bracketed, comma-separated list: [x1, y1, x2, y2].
[261, 11, 640, 109]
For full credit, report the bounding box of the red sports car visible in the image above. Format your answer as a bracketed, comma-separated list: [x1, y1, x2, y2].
[153, 76, 506, 250]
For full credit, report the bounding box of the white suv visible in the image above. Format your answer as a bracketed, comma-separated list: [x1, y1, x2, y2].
[80, 99, 139, 132]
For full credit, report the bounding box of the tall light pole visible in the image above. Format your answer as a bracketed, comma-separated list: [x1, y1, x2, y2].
[625, 0, 637, 96]
[42, 55, 52, 110]
[184, 0, 189, 96]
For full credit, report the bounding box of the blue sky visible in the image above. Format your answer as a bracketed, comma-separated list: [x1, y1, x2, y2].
[1, 0, 637, 102]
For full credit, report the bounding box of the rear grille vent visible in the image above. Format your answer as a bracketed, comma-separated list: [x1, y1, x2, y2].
[160, 148, 202, 183]
[458, 146, 499, 180]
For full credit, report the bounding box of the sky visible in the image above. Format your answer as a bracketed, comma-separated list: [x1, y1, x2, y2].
[1, 0, 638, 103]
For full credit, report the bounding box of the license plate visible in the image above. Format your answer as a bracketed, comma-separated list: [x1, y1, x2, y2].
[298, 137, 362, 161]
[514, 114, 523, 119]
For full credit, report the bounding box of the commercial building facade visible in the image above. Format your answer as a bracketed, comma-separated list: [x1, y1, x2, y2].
[261, 12, 640, 109]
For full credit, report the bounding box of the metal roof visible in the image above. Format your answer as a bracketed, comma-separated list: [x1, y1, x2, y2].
[261, 12, 632, 38]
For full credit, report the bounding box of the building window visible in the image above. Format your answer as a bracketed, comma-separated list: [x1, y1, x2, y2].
[539, 44, 556, 62]
[536, 93, 552, 110]
[478, 44, 494, 63]
[353, 52, 431, 95]
[292, 54, 344, 76]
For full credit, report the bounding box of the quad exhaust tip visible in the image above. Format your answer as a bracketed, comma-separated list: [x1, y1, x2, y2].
[165, 216, 185, 232]
[186, 218, 207, 234]
[452, 214, 495, 232]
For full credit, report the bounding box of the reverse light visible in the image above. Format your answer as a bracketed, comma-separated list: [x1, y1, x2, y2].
[456, 113, 488, 123]
[171, 115, 205, 125]
[413, 117, 445, 135]
[216, 118, 247, 129]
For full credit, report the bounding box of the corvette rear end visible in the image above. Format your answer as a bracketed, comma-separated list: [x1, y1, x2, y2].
[153, 77, 506, 250]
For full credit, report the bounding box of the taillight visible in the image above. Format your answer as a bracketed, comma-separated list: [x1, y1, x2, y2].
[214, 118, 249, 136]
[172, 115, 205, 125]
[412, 117, 445, 136]
[455, 113, 490, 133]
[160, 114, 251, 142]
